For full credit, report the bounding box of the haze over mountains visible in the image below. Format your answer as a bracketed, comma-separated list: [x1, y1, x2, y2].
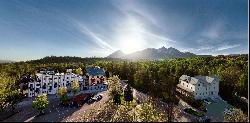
[107, 46, 204, 60]
[0, 59, 15, 63]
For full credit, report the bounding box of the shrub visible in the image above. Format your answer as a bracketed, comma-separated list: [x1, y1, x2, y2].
[72, 80, 79, 95]
[57, 87, 67, 96]
[32, 94, 49, 115]
[224, 108, 248, 122]
[57, 87, 70, 106]
[136, 102, 167, 122]
[184, 108, 204, 117]
[60, 94, 70, 106]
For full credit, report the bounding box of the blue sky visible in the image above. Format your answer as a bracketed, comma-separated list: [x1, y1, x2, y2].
[0, 0, 248, 61]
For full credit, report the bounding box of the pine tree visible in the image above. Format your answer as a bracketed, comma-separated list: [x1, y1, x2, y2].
[124, 84, 133, 102]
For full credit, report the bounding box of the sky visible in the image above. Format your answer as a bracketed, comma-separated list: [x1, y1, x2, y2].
[0, 0, 248, 61]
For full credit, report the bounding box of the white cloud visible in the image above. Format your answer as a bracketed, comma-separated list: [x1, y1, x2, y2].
[216, 44, 241, 51]
[71, 19, 115, 53]
[181, 46, 214, 53]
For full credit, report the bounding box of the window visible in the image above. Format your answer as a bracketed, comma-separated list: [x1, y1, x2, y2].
[200, 93, 201, 95]
[54, 83, 57, 88]
[206, 92, 207, 94]
[187, 85, 188, 87]
[49, 86, 52, 90]
[196, 93, 197, 95]
[214, 86, 215, 89]
[198, 84, 200, 86]
[191, 87, 192, 89]
[198, 88, 199, 90]
[203, 93, 204, 95]
[43, 83, 46, 89]
[30, 84, 33, 91]
[206, 88, 207, 90]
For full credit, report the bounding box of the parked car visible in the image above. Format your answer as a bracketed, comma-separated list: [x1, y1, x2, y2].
[87, 98, 96, 104]
[95, 95, 103, 101]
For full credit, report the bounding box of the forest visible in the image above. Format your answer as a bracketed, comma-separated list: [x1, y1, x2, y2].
[0, 55, 248, 114]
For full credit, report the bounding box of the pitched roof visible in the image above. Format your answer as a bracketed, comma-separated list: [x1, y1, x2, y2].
[179, 75, 191, 81]
[86, 66, 105, 76]
[190, 77, 199, 84]
[194, 75, 219, 84]
[180, 75, 219, 85]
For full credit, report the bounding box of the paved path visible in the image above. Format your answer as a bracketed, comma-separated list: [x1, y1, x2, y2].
[205, 98, 231, 122]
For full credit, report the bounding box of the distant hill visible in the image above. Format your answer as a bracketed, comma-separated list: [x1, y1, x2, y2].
[0, 59, 15, 64]
[107, 46, 197, 60]
[196, 55, 213, 57]
[107, 50, 126, 58]
[26, 56, 125, 64]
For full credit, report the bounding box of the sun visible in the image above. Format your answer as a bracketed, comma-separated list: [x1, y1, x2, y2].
[119, 31, 144, 54]
[115, 15, 146, 54]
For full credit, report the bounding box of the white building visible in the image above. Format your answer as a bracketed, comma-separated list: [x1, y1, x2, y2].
[176, 75, 220, 100]
[28, 67, 108, 97]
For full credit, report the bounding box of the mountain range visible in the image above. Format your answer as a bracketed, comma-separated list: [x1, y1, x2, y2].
[107, 46, 198, 60]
